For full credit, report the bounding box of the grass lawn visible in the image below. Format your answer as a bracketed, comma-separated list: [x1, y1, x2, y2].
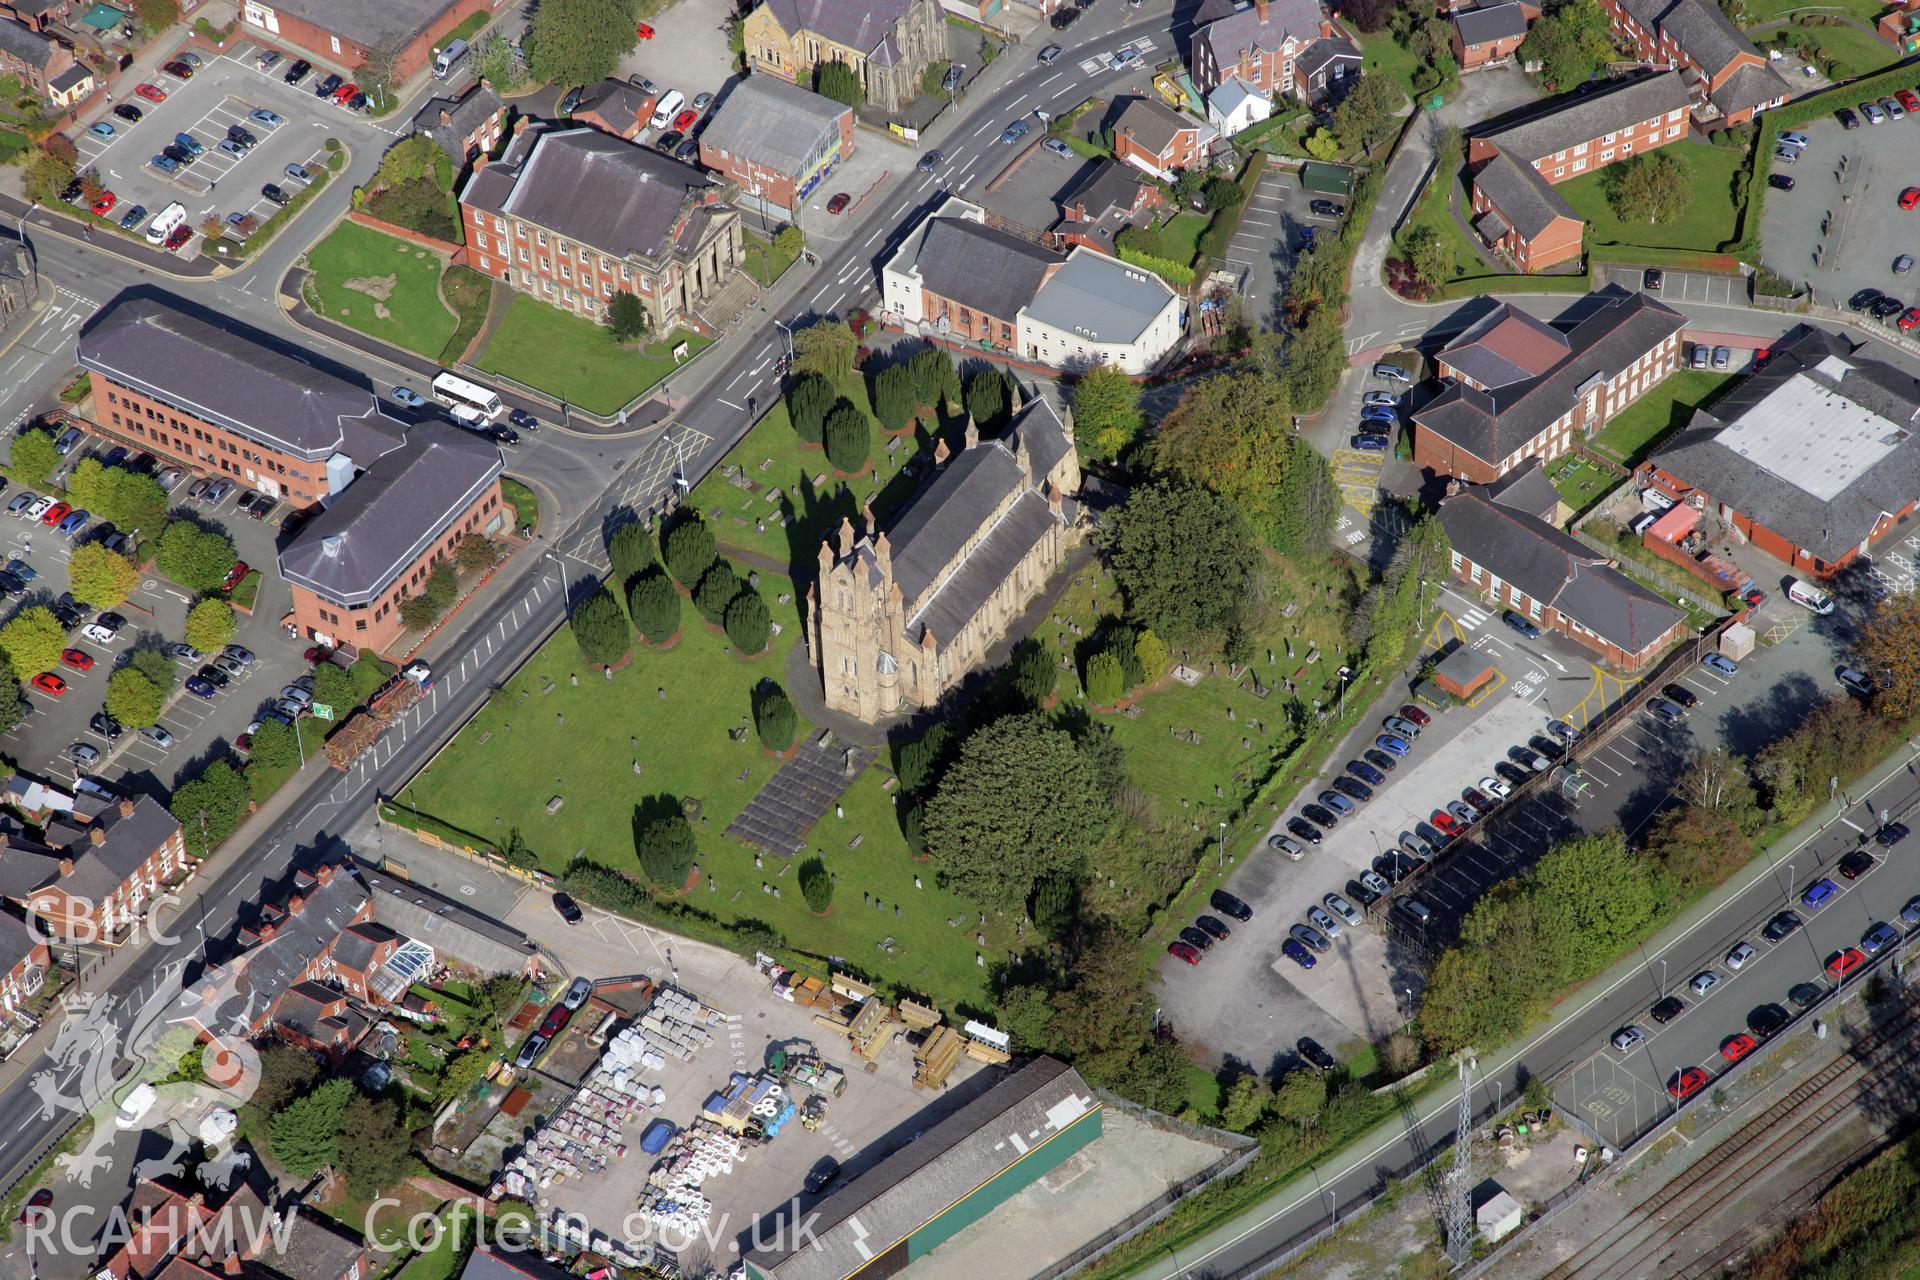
[501, 477, 539, 534]
[397, 1207, 476, 1280]
[1395, 158, 1494, 291]
[391, 577, 1008, 1011]
[685, 374, 945, 577]
[436, 266, 495, 366]
[0, 130, 26, 165]
[472, 296, 708, 415]
[1547, 454, 1621, 514]
[1590, 369, 1732, 463]
[448, 9, 490, 41]
[1558, 142, 1747, 251]
[1788, 19, 1903, 76]
[1158, 212, 1210, 265]
[1741, 0, 1888, 23]
[1352, 28, 1421, 108]
[304, 222, 458, 359]
[742, 231, 802, 287]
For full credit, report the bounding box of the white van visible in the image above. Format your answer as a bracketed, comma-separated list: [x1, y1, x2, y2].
[649, 89, 685, 130]
[144, 201, 187, 246]
[1787, 577, 1835, 615]
[448, 403, 487, 431]
[432, 38, 468, 79]
[116, 1082, 156, 1129]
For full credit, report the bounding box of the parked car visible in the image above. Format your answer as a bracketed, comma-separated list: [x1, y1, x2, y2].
[162, 59, 193, 79]
[1211, 889, 1252, 921]
[1768, 174, 1794, 191]
[1285, 817, 1322, 846]
[1308, 199, 1343, 217]
[1645, 697, 1687, 726]
[1164, 939, 1203, 965]
[1801, 877, 1839, 909]
[113, 104, 143, 122]
[1748, 1003, 1789, 1037]
[1611, 1025, 1646, 1051]
[1662, 683, 1699, 708]
[261, 184, 291, 206]
[391, 386, 426, 409]
[29, 673, 64, 697]
[1689, 970, 1719, 996]
[1501, 611, 1542, 639]
[826, 192, 851, 213]
[1762, 910, 1803, 942]
[1324, 893, 1361, 928]
[135, 82, 167, 102]
[1876, 822, 1910, 848]
[1862, 922, 1900, 956]
[1280, 939, 1315, 970]
[1195, 915, 1232, 942]
[87, 122, 114, 140]
[1649, 995, 1687, 1024]
[1840, 666, 1876, 697]
[1268, 834, 1305, 861]
[1826, 947, 1867, 979]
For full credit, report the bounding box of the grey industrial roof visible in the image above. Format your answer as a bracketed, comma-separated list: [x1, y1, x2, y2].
[76, 298, 406, 463]
[1471, 152, 1577, 241]
[1711, 62, 1790, 116]
[458, 1251, 573, 1280]
[746, 1058, 1100, 1280]
[699, 76, 849, 175]
[1113, 95, 1195, 157]
[411, 83, 503, 156]
[0, 18, 53, 69]
[1648, 328, 1920, 563]
[1022, 248, 1177, 346]
[278, 423, 501, 605]
[913, 217, 1060, 324]
[1440, 466, 1685, 656]
[1479, 71, 1689, 164]
[1454, 1, 1529, 44]
[1414, 286, 1686, 466]
[760, 0, 916, 56]
[466, 126, 717, 263]
[364, 867, 539, 972]
[1198, 0, 1326, 66]
[239, 0, 452, 47]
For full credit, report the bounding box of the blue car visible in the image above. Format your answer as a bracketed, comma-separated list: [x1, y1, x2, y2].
[1281, 938, 1316, 970]
[1862, 921, 1900, 956]
[1375, 733, 1412, 758]
[1348, 759, 1386, 786]
[173, 132, 203, 157]
[152, 154, 178, 173]
[1360, 405, 1397, 422]
[185, 676, 216, 699]
[56, 509, 88, 537]
[119, 204, 146, 231]
[508, 408, 541, 432]
[391, 386, 427, 409]
[87, 122, 114, 140]
[1319, 790, 1355, 817]
[1801, 877, 1839, 910]
[1702, 653, 1738, 677]
[1351, 434, 1389, 451]
[6, 559, 35, 582]
[1502, 611, 1542, 639]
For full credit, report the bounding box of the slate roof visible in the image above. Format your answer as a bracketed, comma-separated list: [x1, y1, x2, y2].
[363, 869, 539, 972]
[191, 864, 371, 1035]
[464, 126, 718, 263]
[1484, 457, 1562, 520]
[1647, 329, 1920, 563]
[277, 423, 501, 605]
[1296, 34, 1361, 77]
[1440, 464, 1685, 655]
[572, 79, 652, 128]
[49, 63, 89, 93]
[1414, 286, 1686, 466]
[1442, 306, 1570, 387]
[1114, 95, 1195, 157]
[234, 0, 449, 46]
[249, 1210, 367, 1280]
[77, 298, 407, 463]
[37, 797, 181, 903]
[699, 76, 849, 175]
[1198, 0, 1326, 66]
[0, 909, 40, 975]
[1022, 248, 1178, 347]
[457, 1251, 574, 1280]
[1455, 1, 1529, 44]
[1060, 159, 1153, 220]
[1711, 61, 1790, 116]
[1472, 152, 1576, 240]
[1208, 76, 1266, 122]
[759, 0, 916, 56]
[1478, 71, 1689, 164]
[745, 1058, 1101, 1280]
[913, 217, 1059, 323]
[411, 83, 503, 158]
[329, 920, 396, 975]
[0, 18, 54, 69]
[1623, 0, 1752, 76]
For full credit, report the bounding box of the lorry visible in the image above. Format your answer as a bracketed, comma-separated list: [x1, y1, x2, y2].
[323, 662, 433, 769]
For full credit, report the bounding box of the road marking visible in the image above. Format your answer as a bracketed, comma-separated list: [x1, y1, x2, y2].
[864, 225, 887, 247]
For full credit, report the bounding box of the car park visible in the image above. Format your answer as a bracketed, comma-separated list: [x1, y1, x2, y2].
[1401, 832, 1435, 861]
[1611, 1025, 1646, 1051]
[185, 676, 215, 699]
[1358, 869, 1392, 899]
[1364, 748, 1399, 773]
[1668, 1066, 1709, 1100]
[1642, 268, 1664, 290]
[1306, 906, 1342, 939]
[89, 712, 120, 741]
[113, 104, 142, 123]
[30, 673, 65, 697]
[1429, 809, 1461, 837]
[118, 204, 147, 231]
[162, 59, 193, 79]
[135, 83, 167, 103]
[261, 184, 291, 206]
[1178, 926, 1214, 953]
[1375, 733, 1411, 757]
[1331, 776, 1372, 804]
[1528, 735, 1566, 763]
[1348, 759, 1386, 786]
[1301, 803, 1339, 829]
[1702, 653, 1738, 677]
[1789, 982, 1824, 1010]
[1509, 745, 1549, 772]
[1646, 697, 1686, 725]
[1749, 1003, 1790, 1037]
[1351, 433, 1388, 451]
[1462, 788, 1498, 816]
[1308, 199, 1343, 217]
[1383, 715, 1421, 740]
[1661, 683, 1699, 709]
[1318, 790, 1354, 817]
[1324, 893, 1361, 927]
[1864, 100, 1887, 124]
[1769, 174, 1795, 191]
[1721, 1033, 1757, 1063]
[137, 725, 173, 748]
[1479, 774, 1512, 799]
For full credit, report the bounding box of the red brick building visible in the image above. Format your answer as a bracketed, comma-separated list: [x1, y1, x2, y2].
[0, 796, 187, 947]
[239, 0, 495, 85]
[1053, 159, 1164, 255]
[1602, 0, 1788, 126]
[0, 16, 85, 104]
[0, 912, 47, 1016]
[571, 79, 655, 140]
[1189, 0, 1360, 103]
[1412, 286, 1686, 483]
[1450, 1, 1534, 70]
[698, 76, 854, 217]
[1111, 96, 1203, 181]
[462, 124, 744, 332]
[410, 82, 507, 169]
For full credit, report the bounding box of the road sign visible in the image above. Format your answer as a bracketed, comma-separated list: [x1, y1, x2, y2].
[311, 703, 335, 721]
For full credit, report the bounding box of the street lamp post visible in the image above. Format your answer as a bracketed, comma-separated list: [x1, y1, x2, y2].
[1660, 958, 1667, 998]
[775, 317, 796, 363]
[1217, 820, 1226, 870]
[15, 200, 38, 295]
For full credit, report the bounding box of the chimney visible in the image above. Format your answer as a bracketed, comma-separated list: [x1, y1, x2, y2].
[58, 856, 73, 876]
[287, 893, 306, 916]
[874, 531, 892, 574]
[1255, 0, 1269, 20]
[314, 863, 335, 886]
[836, 516, 856, 558]
[118, 797, 135, 819]
[322, 534, 343, 559]
[963, 416, 979, 448]
[438, 108, 454, 127]
[88, 828, 105, 847]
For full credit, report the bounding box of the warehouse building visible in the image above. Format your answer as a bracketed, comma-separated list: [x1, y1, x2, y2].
[743, 1057, 1103, 1280]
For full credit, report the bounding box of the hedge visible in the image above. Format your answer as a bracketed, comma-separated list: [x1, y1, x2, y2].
[1117, 245, 1195, 286]
[1195, 152, 1267, 267]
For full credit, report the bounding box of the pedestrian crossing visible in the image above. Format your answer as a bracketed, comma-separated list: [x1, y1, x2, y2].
[1075, 36, 1157, 76]
[1454, 604, 1492, 632]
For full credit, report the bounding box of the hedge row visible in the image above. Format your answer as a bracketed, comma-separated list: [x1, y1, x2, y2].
[1118, 245, 1195, 286]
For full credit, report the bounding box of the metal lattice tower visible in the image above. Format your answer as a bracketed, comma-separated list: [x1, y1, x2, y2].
[1446, 1052, 1477, 1266]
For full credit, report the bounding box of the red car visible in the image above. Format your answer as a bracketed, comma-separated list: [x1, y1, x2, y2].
[636, 21, 656, 37]
[1398, 703, 1431, 728]
[826, 192, 851, 214]
[672, 108, 697, 131]
[221, 560, 250, 592]
[305, 644, 334, 664]
[30, 672, 66, 698]
[1720, 1033, 1757, 1063]
[1668, 1066, 1709, 1100]
[89, 192, 117, 217]
[164, 224, 192, 251]
[39, 502, 70, 526]
[59, 649, 92, 672]
[16, 1188, 50, 1225]
[134, 82, 167, 103]
[1826, 946, 1867, 979]
[332, 83, 358, 106]
[1429, 809, 1461, 836]
[1901, 186, 1920, 211]
[1900, 308, 1920, 332]
[1166, 940, 1201, 965]
[1901, 88, 1920, 114]
[162, 60, 194, 79]
[540, 1005, 573, 1038]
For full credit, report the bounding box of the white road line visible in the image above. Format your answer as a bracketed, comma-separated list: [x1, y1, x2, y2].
[717, 398, 743, 410]
[864, 225, 887, 247]
[972, 117, 996, 137]
[1037, 72, 1062, 89]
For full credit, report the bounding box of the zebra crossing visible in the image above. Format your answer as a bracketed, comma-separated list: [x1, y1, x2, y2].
[1076, 36, 1157, 75]
[1454, 604, 1493, 632]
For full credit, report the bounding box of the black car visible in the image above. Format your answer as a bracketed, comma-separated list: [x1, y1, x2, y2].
[347, 92, 369, 111]
[1364, 747, 1399, 774]
[1762, 909, 1803, 942]
[1348, 877, 1382, 907]
[195, 664, 229, 689]
[1661, 682, 1699, 708]
[507, 408, 541, 432]
[1195, 914, 1231, 941]
[551, 891, 583, 924]
[804, 1157, 840, 1195]
[1877, 822, 1911, 848]
[1872, 296, 1907, 321]
[674, 138, 700, 161]
[1839, 849, 1876, 880]
[1332, 776, 1373, 804]
[1211, 889, 1253, 922]
[1178, 925, 1214, 952]
[89, 712, 121, 741]
[59, 178, 83, 203]
[315, 72, 344, 98]
[655, 129, 683, 152]
[1850, 287, 1886, 312]
[1838, 106, 1861, 129]
[1748, 1003, 1790, 1037]
[1529, 734, 1566, 762]
[1373, 854, 1406, 885]
[1286, 816, 1323, 845]
[489, 423, 521, 446]
[112, 104, 143, 123]
[1049, 5, 1082, 27]
[1297, 1037, 1338, 1071]
[261, 184, 291, 206]
[1308, 199, 1343, 218]
[226, 124, 256, 147]
[284, 58, 312, 84]
[1649, 995, 1687, 1024]
[50, 602, 85, 630]
[1646, 697, 1686, 726]
[1768, 174, 1795, 191]
[1301, 803, 1339, 830]
[1494, 760, 1532, 787]
[162, 144, 191, 166]
[916, 149, 944, 172]
[0, 572, 23, 596]
[1788, 981, 1824, 1010]
[1642, 267, 1663, 291]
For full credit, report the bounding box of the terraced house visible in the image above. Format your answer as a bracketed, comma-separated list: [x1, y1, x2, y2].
[1466, 71, 1691, 271]
[461, 124, 744, 331]
[1601, 0, 1788, 126]
[0, 796, 187, 947]
[1189, 0, 1361, 105]
[742, 0, 945, 114]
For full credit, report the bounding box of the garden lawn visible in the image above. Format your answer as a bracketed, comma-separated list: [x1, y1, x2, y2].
[742, 231, 802, 286]
[1557, 142, 1747, 251]
[0, 130, 26, 164]
[1158, 212, 1210, 265]
[1741, 0, 1886, 23]
[1793, 20, 1902, 76]
[501, 477, 539, 533]
[1590, 369, 1732, 463]
[391, 575, 1005, 1010]
[397, 1206, 476, 1280]
[304, 222, 458, 358]
[472, 296, 708, 414]
[1548, 454, 1621, 514]
[684, 376, 943, 576]
[1395, 160, 1493, 291]
[1352, 28, 1421, 108]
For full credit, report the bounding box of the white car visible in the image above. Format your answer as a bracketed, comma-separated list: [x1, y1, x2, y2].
[23, 497, 52, 521]
[81, 622, 117, 645]
[1362, 391, 1400, 408]
[562, 976, 592, 1010]
[1479, 775, 1513, 800]
[278, 686, 313, 707]
[1726, 941, 1756, 970]
[115, 1082, 156, 1129]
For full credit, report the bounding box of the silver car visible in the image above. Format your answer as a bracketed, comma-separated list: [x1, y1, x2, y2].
[1267, 834, 1305, 861]
[1290, 923, 1331, 953]
[1359, 869, 1392, 897]
[1324, 893, 1361, 928]
[1307, 906, 1342, 939]
[1402, 832, 1435, 861]
[1689, 970, 1719, 996]
[1611, 1024, 1646, 1052]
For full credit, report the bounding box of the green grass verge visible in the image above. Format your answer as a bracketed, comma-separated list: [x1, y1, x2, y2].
[392, 579, 1011, 1011]
[742, 231, 802, 288]
[1742, 0, 1887, 23]
[231, 568, 261, 613]
[448, 9, 490, 42]
[1590, 369, 1733, 464]
[436, 265, 495, 366]
[471, 295, 708, 415]
[500, 477, 539, 534]
[1557, 141, 1748, 251]
[396, 1206, 476, 1280]
[0, 129, 27, 164]
[1785, 20, 1903, 77]
[1158, 212, 1209, 265]
[245, 716, 330, 804]
[303, 220, 457, 358]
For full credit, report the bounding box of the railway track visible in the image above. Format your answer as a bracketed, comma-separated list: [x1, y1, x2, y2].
[1539, 992, 1920, 1280]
